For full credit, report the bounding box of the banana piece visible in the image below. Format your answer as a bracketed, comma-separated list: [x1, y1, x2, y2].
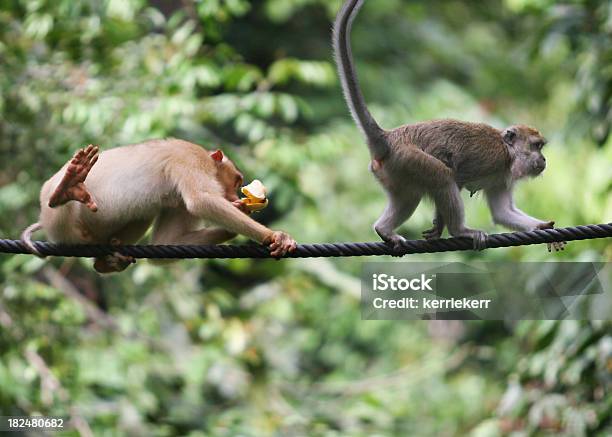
[240, 179, 269, 212]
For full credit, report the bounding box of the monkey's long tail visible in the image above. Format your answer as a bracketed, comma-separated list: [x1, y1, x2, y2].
[333, 0, 389, 160]
[21, 222, 45, 258]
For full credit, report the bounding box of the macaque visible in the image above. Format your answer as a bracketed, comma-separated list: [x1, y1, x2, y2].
[21, 140, 297, 273]
[333, 0, 561, 250]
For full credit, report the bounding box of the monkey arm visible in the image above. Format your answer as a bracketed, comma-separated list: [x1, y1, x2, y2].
[486, 187, 550, 231]
[184, 193, 273, 243]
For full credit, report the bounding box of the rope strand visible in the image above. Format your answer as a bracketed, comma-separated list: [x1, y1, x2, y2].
[0, 223, 610, 259]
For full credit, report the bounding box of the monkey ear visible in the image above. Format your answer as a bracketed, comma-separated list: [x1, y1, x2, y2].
[210, 149, 224, 162]
[502, 128, 517, 147]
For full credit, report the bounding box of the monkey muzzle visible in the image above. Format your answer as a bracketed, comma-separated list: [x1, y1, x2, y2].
[533, 163, 546, 175]
[533, 158, 546, 174]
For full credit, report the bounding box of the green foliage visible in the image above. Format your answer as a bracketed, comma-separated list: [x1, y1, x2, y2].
[472, 321, 610, 436]
[0, 0, 610, 435]
[505, 0, 612, 145]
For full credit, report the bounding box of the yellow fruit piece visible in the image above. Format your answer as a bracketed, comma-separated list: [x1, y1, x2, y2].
[241, 179, 267, 200]
[240, 179, 268, 212]
[244, 198, 268, 212]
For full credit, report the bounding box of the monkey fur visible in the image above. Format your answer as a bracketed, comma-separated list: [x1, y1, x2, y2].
[333, 0, 559, 250]
[22, 140, 297, 273]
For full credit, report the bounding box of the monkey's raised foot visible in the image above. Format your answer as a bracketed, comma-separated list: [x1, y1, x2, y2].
[48, 144, 99, 212]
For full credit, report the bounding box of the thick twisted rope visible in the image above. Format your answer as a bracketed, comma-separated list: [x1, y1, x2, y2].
[0, 223, 610, 259]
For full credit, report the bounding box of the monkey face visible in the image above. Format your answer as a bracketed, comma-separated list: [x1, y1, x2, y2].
[211, 151, 244, 201]
[221, 161, 244, 202]
[502, 125, 548, 179]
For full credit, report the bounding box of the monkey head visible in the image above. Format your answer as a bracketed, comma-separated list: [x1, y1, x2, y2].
[502, 125, 547, 180]
[210, 149, 244, 202]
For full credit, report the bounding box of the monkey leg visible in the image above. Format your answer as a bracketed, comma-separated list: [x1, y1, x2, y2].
[112, 219, 153, 245]
[91, 221, 151, 274]
[422, 211, 445, 240]
[152, 207, 236, 246]
[393, 147, 486, 249]
[433, 183, 487, 250]
[374, 191, 422, 250]
[48, 144, 99, 211]
[423, 183, 467, 239]
[149, 207, 236, 265]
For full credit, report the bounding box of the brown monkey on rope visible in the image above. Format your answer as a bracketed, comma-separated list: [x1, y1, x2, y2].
[333, 0, 563, 251]
[21, 140, 297, 273]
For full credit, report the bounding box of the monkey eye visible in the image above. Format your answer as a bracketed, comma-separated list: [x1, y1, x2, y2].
[532, 141, 545, 150]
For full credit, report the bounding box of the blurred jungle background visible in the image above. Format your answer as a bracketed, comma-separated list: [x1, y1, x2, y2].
[1, 0, 611, 435]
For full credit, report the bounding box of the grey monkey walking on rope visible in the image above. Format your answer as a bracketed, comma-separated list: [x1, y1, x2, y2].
[333, 0, 563, 251]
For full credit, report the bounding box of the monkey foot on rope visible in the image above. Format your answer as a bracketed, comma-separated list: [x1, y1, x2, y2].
[0, 223, 610, 259]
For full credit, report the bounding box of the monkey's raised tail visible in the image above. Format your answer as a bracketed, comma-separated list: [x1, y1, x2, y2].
[333, 0, 388, 160]
[21, 222, 45, 258]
